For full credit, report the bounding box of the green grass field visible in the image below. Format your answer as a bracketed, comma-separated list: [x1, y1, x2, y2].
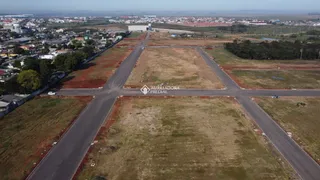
[230, 70, 320, 89]
[0, 97, 90, 180]
[78, 97, 296, 180]
[152, 23, 320, 35]
[257, 97, 320, 161]
[205, 48, 318, 66]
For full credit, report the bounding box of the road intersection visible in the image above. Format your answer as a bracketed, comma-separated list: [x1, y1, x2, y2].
[29, 32, 320, 180]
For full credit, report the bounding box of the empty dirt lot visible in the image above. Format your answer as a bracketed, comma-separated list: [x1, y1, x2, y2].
[116, 39, 141, 47]
[227, 70, 320, 89]
[125, 48, 223, 89]
[78, 97, 296, 180]
[0, 96, 91, 180]
[62, 47, 131, 88]
[256, 97, 320, 163]
[148, 39, 232, 46]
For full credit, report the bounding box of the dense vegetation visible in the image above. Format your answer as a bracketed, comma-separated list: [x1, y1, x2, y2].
[0, 46, 95, 94]
[225, 40, 320, 60]
[306, 30, 320, 36]
[152, 23, 320, 35]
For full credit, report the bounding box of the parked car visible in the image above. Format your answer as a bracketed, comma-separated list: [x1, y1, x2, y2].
[48, 91, 56, 96]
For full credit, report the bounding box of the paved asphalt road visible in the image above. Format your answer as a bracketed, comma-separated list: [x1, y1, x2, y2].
[28, 34, 149, 180]
[198, 48, 320, 180]
[30, 32, 320, 180]
[237, 96, 320, 180]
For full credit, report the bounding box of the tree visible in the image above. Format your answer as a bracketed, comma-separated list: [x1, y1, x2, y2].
[82, 46, 94, 58]
[64, 55, 77, 71]
[41, 44, 50, 54]
[13, 45, 25, 54]
[17, 70, 41, 92]
[54, 53, 69, 71]
[4, 77, 22, 94]
[10, 31, 19, 38]
[13, 60, 22, 68]
[23, 57, 40, 72]
[39, 60, 52, 84]
[73, 51, 86, 62]
[72, 39, 83, 49]
[86, 39, 95, 45]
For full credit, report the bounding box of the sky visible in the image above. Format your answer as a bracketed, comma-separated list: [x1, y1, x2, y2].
[0, 0, 319, 12]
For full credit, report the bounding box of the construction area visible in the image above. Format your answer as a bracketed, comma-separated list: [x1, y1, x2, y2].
[78, 97, 296, 180]
[26, 31, 320, 180]
[147, 32, 231, 46]
[125, 48, 224, 89]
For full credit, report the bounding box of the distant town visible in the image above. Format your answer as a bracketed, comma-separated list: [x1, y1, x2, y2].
[1, 13, 320, 115]
[1, 8, 320, 180]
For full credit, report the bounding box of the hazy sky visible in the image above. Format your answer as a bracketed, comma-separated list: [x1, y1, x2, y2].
[1, 0, 319, 11]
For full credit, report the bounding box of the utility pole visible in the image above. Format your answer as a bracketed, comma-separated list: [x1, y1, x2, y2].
[300, 48, 303, 60]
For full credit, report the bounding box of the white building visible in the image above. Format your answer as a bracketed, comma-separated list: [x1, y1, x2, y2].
[39, 55, 54, 60]
[3, 23, 23, 34]
[128, 25, 151, 32]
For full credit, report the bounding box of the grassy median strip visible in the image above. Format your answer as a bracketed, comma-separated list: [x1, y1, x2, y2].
[229, 70, 320, 89]
[78, 97, 296, 180]
[0, 97, 91, 180]
[257, 97, 320, 162]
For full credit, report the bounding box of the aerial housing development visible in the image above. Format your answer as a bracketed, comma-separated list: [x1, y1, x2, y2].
[1, 1, 320, 180]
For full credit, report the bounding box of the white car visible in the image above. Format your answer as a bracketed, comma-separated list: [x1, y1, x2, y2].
[48, 91, 56, 96]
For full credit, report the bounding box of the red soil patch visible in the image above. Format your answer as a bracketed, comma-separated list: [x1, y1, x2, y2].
[62, 48, 132, 89]
[126, 33, 147, 40]
[116, 40, 141, 47]
[23, 96, 92, 180]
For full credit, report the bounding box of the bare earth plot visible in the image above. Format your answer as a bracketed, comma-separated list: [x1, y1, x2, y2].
[149, 32, 173, 39]
[125, 48, 223, 89]
[82, 24, 128, 31]
[62, 47, 131, 88]
[205, 48, 320, 68]
[0, 96, 91, 180]
[227, 70, 320, 89]
[117, 33, 146, 47]
[148, 39, 232, 46]
[256, 97, 320, 163]
[116, 40, 141, 48]
[78, 97, 296, 180]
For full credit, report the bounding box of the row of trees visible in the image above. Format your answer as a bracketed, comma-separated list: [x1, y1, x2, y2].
[225, 40, 320, 60]
[217, 25, 249, 33]
[306, 30, 320, 36]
